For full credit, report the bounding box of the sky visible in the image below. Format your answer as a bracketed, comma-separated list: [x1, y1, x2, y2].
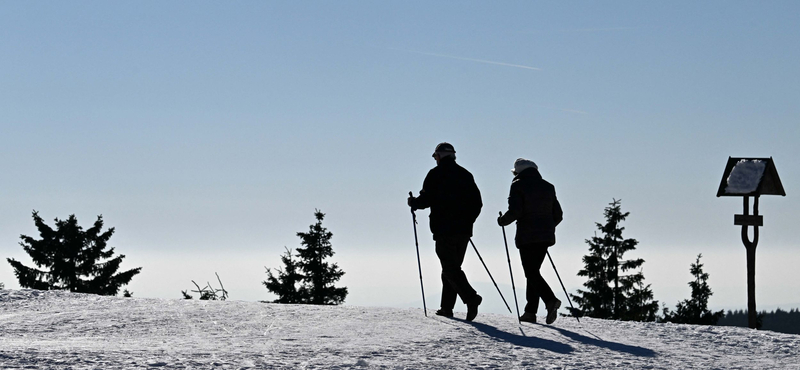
[1, 1, 798, 315]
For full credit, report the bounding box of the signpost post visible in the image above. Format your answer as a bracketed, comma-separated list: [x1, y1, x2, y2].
[717, 157, 785, 329]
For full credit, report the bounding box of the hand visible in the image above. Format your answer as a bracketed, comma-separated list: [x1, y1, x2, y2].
[497, 216, 503, 226]
[408, 196, 416, 209]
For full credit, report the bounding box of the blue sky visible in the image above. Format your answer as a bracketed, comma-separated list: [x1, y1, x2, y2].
[2, 1, 798, 314]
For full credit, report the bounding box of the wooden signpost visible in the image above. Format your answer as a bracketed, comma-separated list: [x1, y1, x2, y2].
[717, 157, 785, 329]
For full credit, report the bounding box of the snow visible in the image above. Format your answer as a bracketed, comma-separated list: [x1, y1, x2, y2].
[725, 160, 767, 195]
[1, 290, 798, 369]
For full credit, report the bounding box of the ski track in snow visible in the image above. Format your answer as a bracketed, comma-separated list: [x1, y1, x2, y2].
[1, 290, 798, 369]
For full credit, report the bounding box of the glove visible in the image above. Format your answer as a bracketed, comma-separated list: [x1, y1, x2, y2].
[408, 196, 416, 210]
[497, 215, 504, 226]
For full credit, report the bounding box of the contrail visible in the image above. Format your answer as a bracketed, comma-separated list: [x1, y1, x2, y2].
[556, 107, 588, 115]
[388, 47, 541, 71]
[382, 47, 586, 114]
[521, 27, 638, 35]
[565, 27, 636, 33]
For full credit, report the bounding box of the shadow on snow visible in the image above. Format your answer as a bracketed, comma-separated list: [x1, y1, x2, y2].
[460, 319, 657, 357]
[540, 324, 657, 357]
[462, 320, 574, 354]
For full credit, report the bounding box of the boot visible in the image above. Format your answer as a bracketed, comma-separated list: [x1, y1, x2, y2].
[466, 295, 482, 322]
[519, 312, 537, 323]
[435, 308, 453, 318]
[546, 298, 561, 325]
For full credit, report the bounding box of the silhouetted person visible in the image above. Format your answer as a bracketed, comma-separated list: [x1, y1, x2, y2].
[498, 158, 563, 324]
[408, 142, 483, 321]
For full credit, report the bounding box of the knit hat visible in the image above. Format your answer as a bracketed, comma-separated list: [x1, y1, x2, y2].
[512, 158, 538, 175]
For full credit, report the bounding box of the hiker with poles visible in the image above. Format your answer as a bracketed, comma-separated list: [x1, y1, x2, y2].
[408, 142, 484, 321]
[498, 158, 564, 324]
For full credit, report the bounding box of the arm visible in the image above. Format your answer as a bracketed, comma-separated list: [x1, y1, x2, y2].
[553, 196, 563, 227]
[498, 182, 522, 226]
[469, 175, 482, 222]
[409, 170, 436, 210]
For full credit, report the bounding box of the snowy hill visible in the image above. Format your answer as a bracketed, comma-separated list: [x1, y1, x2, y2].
[1, 290, 798, 369]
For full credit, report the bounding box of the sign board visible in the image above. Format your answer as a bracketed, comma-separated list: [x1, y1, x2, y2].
[716, 157, 785, 197]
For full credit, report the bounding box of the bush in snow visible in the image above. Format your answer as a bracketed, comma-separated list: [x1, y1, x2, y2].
[570, 199, 659, 321]
[7, 211, 141, 296]
[182, 273, 228, 300]
[264, 210, 347, 305]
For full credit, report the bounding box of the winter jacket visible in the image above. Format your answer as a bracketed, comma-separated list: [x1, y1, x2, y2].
[410, 156, 482, 240]
[498, 167, 563, 247]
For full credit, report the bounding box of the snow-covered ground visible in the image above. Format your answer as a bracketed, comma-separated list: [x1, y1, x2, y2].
[1, 290, 798, 369]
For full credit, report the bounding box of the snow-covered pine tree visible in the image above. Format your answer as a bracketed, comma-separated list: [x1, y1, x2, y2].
[263, 247, 304, 303]
[6, 211, 141, 296]
[663, 254, 724, 325]
[295, 210, 347, 305]
[570, 199, 658, 321]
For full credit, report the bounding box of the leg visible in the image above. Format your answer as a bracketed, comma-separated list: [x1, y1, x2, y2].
[435, 236, 478, 307]
[519, 245, 556, 314]
[439, 273, 457, 311]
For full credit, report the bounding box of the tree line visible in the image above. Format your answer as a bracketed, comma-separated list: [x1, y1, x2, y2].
[719, 309, 800, 335]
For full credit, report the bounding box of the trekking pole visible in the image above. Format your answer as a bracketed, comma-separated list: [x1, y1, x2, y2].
[409, 192, 427, 317]
[468, 238, 512, 314]
[500, 212, 521, 324]
[546, 251, 580, 323]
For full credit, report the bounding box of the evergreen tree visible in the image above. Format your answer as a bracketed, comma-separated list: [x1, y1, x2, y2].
[7, 211, 141, 296]
[663, 254, 724, 325]
[570, 199, 658, 321]
[296, 210, 347, 305]
[263, 247, 304, 303]
[264, 210, 347, 305]
[624, 269, 660, 321]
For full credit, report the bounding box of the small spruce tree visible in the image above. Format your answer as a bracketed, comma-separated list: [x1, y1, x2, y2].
[7, 211, 141, 296]
[663, 254, 724, 325]
[570, 199, 658, 321]
[264, 210, 347, 305]
[263, 247, 304, 303]
[624, 269, 660, 322]
[296, 210, 347, 305]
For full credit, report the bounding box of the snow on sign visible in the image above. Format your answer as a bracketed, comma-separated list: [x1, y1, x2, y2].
[716, 157, 785, 197]
[725, 159, 766, 194]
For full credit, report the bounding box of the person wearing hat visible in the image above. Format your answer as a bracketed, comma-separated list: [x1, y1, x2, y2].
[408, 142, 483, 321]
[498, 158, 563, 324]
